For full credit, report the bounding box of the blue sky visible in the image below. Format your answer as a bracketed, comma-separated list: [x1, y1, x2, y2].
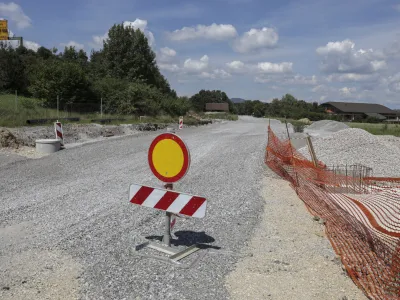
[1, 0, 400, 108]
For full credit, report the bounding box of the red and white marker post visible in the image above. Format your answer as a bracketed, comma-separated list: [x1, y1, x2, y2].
[179, 116, 183, 130]
[54, 121, 64, 146]
[129, 132, 207, 264]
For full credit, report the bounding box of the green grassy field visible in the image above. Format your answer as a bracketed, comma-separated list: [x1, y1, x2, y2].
[0, 94, 238, 127]
[346, 122, 400, 137]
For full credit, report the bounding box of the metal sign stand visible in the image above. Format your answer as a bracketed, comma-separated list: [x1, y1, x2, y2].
[132, 184, 204, 266]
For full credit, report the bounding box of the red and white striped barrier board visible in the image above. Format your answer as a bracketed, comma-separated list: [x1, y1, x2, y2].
[129, 184, 207, 218]
[179, 117, 183, 130]
[55, 121, 64, 145]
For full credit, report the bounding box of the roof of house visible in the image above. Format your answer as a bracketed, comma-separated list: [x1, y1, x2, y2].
[321, 102, 396, 114]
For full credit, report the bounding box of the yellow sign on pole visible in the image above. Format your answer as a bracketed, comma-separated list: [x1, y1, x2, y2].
[0, 19, 9, 40]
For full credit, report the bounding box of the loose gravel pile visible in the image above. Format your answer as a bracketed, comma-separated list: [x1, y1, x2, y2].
[307, 120, 350, 132]
[298, 128, 400, 177]
[0, 128, 20, 148]
[7, 123, 171, 147]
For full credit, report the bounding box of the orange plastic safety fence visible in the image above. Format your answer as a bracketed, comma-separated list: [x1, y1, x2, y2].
[265, 126, 400, 300]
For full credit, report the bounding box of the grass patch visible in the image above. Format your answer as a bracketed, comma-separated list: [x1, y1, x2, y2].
[0, 94, 205, 127]
[346, 122, 400, 137]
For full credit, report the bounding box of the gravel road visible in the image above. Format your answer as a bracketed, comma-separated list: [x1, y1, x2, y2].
[0, 116, 363, 299]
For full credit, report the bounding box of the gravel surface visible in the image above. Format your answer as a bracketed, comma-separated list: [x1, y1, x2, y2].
[0, 116, 367, 299]
[298, 128, 400, 177]
[225, 176, 367, 300]
[304, 120, 349, 137]
[0, 116, 268, 299]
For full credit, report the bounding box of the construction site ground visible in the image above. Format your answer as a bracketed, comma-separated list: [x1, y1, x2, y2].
[0, 116, 368, 299]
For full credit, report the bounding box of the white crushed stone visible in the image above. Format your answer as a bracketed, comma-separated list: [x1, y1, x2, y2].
[307, 120, 350, 132]
[298, 128, 400, 178]
[304, 120, 349, 137]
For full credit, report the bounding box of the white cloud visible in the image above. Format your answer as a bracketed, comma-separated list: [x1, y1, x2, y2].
[24, 40, 40, 51]
[0, 2, 31, 29]
[199, 69, 231, 79]
[2, 38, 40, 51]
[183, 55, 209, 72]
[60, 41, 84, 50]
[159, 63, 180, 72]
[255, 74, 317, 85]
[257, 62, 293, 73]
[316, 39, 387, 74]
[160, 47, 176, 57]
[312, 85, 327, 93]
[93, 18, 155, 47]
[286, 74, 317, 85]
[394, 4, 400, 12]
[92, 32, 108, 47]
[233, 27, 278, 53]
[226, 60, 246, 72]
[167, 23, 237, 41]
[339, 86, 357, 96]
[123, 19, 155, 46]
[384, 73, 400, 93]
[326, 73, 379, 82]
[158, 47, 177, 62]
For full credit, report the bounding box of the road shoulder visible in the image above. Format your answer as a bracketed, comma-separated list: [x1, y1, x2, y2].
[225, 175, 367, 300]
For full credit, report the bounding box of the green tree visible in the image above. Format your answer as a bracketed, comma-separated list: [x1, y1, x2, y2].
[101, 23, 172, 94]
[190, 89, 234, 112]
[0, 45, 28, 93]
[28, 59, 91, 107]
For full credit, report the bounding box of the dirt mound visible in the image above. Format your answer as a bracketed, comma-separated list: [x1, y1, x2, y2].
[0, 128, 20, 148]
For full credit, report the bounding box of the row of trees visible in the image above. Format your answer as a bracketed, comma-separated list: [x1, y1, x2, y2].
[234, 94, 328, 120]
[0, 23, 234, 116]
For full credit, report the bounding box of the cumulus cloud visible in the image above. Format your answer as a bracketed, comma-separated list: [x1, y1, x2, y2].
[60, 41, 85, 50]
[326, 73, 379, 82]
[384, 73, 400, 93]
[226, 60, 244, 70]
[93, 18, 155, 47]
[0, 2, 31, 29]
[316, 39, 387, 74]
[255, 74, 317, 85]
[3, 38, 40, 51]
[24, 40, 40, 51]
[257, 62, 293, 73]
[199, 69, 231, 79]
[158, 47, 177, 62]
[167, 23, 237, 41]
[123, 19, 155, 46]
[339, 86, 357, 96]
[233, 27, 278, 53]
[159, 63, 180, 72]
[183, 55, 209, 72]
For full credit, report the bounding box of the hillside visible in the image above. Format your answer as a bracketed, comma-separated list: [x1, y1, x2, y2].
[230, 98, 246, 103]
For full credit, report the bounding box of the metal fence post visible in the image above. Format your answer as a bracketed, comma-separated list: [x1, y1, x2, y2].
[15, 90, 17, 111]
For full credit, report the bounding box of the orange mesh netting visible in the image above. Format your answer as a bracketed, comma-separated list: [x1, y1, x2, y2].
[265, 126, 400, 300]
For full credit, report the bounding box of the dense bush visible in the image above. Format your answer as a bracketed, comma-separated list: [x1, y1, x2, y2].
[234, 94, 327, 120]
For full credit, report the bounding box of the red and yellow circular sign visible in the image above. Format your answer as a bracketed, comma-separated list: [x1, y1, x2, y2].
[148, 133, 190, 183]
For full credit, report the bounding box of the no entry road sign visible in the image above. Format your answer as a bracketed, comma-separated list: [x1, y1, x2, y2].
[148, 133, 190, 183]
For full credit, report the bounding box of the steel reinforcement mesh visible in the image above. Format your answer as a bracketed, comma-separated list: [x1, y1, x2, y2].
[265, 126, 400, 300]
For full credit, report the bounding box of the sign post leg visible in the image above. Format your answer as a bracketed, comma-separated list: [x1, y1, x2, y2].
[164, 212, 172, 247]
[163, 183, 173, 247]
